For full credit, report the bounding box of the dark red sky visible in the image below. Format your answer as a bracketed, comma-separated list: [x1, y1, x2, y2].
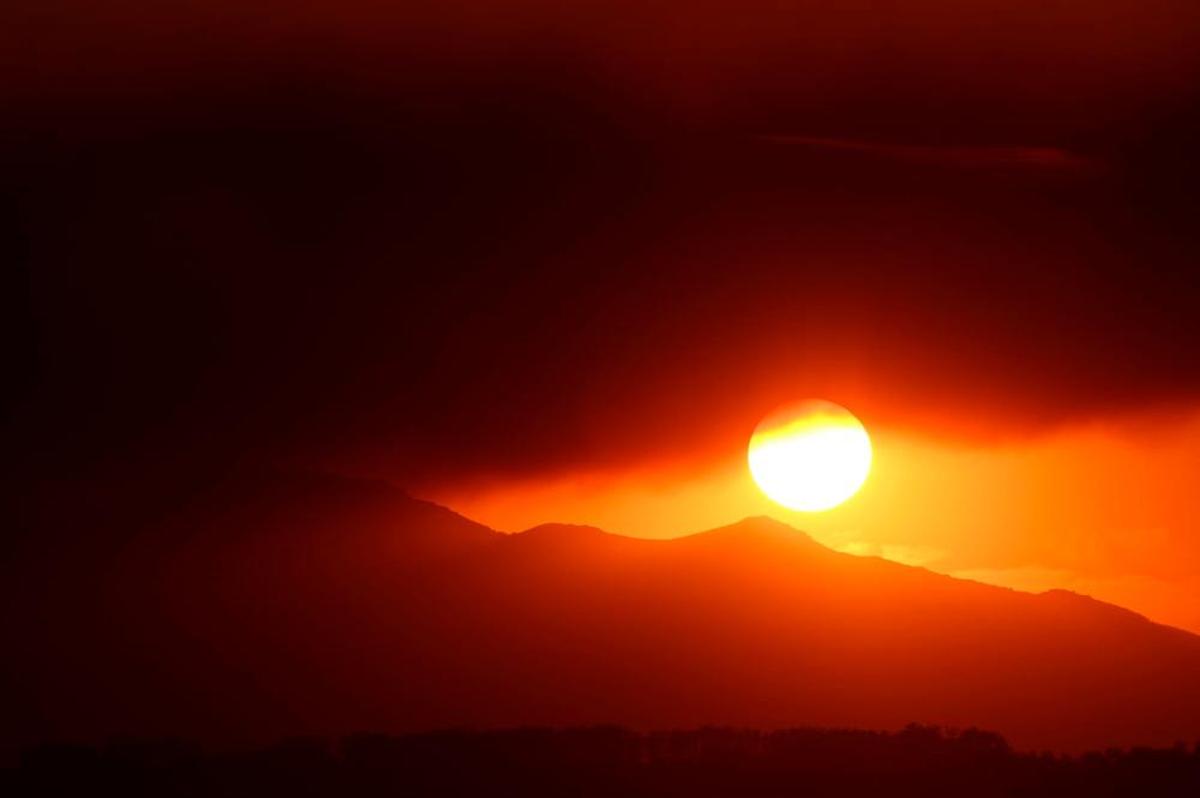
[5, 0, 1200, 492]
[11, 4, 1200, 760]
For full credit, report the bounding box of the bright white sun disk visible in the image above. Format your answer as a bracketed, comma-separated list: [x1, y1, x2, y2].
[747, 400, 872, 511]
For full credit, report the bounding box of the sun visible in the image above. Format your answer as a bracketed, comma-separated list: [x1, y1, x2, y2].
[748, 399, 872, 512]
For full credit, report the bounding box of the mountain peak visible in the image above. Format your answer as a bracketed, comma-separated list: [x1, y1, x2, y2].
[514, 522, 613, 540]
[690, 515, 818, 543]
[734, 515, 805, 531]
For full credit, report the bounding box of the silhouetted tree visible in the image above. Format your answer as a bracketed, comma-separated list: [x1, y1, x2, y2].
[8, 726, 1200, 797]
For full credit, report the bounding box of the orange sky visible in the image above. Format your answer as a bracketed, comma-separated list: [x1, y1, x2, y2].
[432, 403, 1200, 634]
[9, 0, 1200, 643]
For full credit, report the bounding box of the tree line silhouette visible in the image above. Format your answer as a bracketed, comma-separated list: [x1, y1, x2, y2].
[8, 724, 1200, 797]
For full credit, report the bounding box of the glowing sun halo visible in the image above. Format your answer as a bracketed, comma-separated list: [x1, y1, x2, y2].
[748, 399, 872, 512]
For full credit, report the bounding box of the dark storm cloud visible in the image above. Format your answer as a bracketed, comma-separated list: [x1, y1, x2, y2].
[4, 3, 1200, 490]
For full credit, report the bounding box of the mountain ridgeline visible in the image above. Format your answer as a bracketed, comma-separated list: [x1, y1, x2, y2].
[5, 469, 1200, 756]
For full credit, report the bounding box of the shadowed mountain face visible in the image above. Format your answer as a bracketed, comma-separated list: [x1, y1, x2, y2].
[5, 470, 1200, 756]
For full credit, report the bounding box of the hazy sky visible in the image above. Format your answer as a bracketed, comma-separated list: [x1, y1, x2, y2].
[7, 1, 1200, 631]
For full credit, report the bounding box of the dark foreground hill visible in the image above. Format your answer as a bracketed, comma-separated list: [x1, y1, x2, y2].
[9, 726, 1200, 798]
[5, 468, 1200, 757]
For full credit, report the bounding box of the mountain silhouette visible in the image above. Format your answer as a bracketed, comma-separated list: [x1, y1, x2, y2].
[5, 468, 1200, 757]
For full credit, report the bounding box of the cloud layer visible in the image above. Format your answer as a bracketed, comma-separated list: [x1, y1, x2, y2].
[5, 3, 1200, 489]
